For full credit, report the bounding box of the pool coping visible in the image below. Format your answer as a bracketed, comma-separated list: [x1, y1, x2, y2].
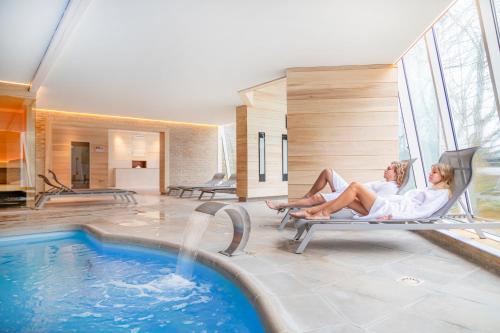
[0, 223, 292, 333]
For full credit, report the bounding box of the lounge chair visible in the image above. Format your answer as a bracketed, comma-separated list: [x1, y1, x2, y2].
[177, 173, 227, 198]
[197, 174, 237, 200]
[35, 172, 137, 209]
[291, 147, 500, 254]
[277, 158, 417, 230]
[167, 173, 225, 196]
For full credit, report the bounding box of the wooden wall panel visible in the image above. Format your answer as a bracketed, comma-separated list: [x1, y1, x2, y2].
[52, 125, 108, 188]
[236, 106, 248, 198]
[287, 64, 398, 198]
[35, 111, 218, 193]
[236, 78, 288, 199]
[288, 97, 397, 114]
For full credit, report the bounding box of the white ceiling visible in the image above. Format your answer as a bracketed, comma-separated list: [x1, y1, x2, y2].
[2, 0, 453, 124]
[0, 0, 69, 83]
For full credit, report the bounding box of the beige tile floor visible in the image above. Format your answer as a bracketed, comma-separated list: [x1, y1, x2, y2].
[1, 192, 500, 333]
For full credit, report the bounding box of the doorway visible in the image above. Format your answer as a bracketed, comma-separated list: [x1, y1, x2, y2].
[71, 142, 90, 189]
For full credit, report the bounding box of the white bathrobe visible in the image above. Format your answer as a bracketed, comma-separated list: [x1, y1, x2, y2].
[354, 187, 450, 220]
[321, 169, 399, 202]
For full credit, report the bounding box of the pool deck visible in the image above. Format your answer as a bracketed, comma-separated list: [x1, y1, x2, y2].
[1, 193, 500, 333]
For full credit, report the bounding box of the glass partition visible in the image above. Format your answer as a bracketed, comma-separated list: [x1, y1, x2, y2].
[0, 96, 35, 208]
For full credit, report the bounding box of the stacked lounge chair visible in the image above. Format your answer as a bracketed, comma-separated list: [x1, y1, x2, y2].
[197, 174, 237, 200]
[166, 173, 225, 196]
[35, 169, 137, 209]
[291, 147, 500, 253]
[277, 158, 417, 230]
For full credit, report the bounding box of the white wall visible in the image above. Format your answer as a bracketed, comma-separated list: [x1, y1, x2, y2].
[108, 130, 160, 187]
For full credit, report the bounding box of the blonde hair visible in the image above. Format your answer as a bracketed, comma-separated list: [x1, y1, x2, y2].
[431, 163, 454, 192]
[391, 161, 408, 187]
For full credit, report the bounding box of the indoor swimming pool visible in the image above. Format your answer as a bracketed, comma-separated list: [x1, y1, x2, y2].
[0, 230, 264, 333]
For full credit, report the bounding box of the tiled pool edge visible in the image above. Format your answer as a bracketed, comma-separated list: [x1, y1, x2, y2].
[0, 224, 292, 333]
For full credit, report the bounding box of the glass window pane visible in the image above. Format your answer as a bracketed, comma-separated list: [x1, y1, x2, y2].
[492, 0, 500, 47]
[403, 38, 447, 181]
[434, 0, 500, 221]
[398, 106, 411, 161]
[398, 105, 416, 191]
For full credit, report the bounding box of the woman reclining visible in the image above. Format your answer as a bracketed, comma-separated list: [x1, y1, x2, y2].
[290, 163, 453, 221]
[266, 161, 409, 211]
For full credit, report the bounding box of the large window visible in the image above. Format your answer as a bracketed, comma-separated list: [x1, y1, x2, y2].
[402, 39, 447, 180]
[434, 0, 500, 220]
[492, 0, 500, 46]
[399, 0, 500, 230]
[397, 105, 415, 192]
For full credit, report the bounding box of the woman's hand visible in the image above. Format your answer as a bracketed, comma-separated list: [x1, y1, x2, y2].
[377, 215, 392, 221]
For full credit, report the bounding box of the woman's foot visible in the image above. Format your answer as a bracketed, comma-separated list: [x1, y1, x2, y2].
[265, 200, 284, 211]
[305, 211, 330, 220]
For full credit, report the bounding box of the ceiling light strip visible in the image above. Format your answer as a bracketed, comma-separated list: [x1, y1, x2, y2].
[33, 108, 217, 127]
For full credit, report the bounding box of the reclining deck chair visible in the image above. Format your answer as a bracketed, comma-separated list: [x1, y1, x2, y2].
[167, 173, 225, 196]
[291, 147, 500, 254]
[35, 170, 137, 209]
[197, 174, 237, 200]
[177, 173, 227, 198]
[277, 158, 417, 230]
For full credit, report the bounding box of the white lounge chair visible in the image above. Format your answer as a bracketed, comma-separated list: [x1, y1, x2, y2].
[35, 172, 137, 209]
[167, 173, 225, 196]
[291, 147, 500, 254]
[197, 174, 237, 200]
[277, 158, 417, 230]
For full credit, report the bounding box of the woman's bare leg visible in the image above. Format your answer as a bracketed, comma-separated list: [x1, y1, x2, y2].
[346, 199, 370, 216]
[291, 182, 376, 219]
[307, 182, 377, 219]
[266, 193, 326, 210]
[304, 168, 335, 198]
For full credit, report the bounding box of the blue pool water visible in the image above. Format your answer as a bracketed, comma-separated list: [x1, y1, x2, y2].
[0, 231, 265, 333]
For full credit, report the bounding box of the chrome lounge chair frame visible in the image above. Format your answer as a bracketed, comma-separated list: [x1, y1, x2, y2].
[35, 173, 137, 209]
[278, 158, 417, 230]
[291, 147, 500, 254]
[167, 173, 225, 196]
[198, 174, 237, 200]
[178, 173, 226, 198]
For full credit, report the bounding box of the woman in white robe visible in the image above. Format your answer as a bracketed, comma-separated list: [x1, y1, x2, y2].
[290, 163, 453, 221]
[266, 161, 409, 211]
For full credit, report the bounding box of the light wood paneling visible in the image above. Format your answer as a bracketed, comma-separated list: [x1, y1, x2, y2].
[236, 106, 248, 198]
[52, 125, 108, 188]
[288, 97, 397, 114]
[288, 155, 396, 171]
[287, 112, 398, 128]
[236, 78, 288, 199]
[289, 169, 387, 186]
[159, 131, 168, 194]
[286, 64, 398, 198]
[288, 141, 398, 157]
[288, 126, 398, 142]
[35, 111, 218, 193]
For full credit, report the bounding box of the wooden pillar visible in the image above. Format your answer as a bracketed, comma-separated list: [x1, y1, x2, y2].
[236, 106, 248, 200]
[159, 131, 169, 194]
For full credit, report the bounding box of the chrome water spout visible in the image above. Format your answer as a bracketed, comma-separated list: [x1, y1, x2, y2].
[194, 201, 251, 256]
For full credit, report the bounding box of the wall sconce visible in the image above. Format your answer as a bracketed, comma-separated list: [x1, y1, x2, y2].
[258, 132, 265, 182]
[282, 134, 288, 181]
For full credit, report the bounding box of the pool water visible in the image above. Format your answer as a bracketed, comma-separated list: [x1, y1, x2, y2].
[0, 231, 265, 333]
